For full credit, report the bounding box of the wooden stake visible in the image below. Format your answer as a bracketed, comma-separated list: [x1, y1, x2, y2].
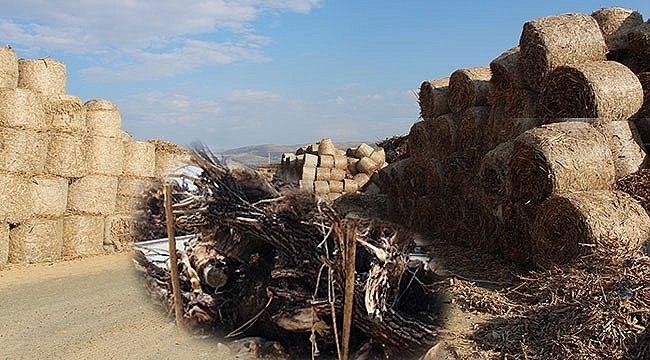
[342, 215, 358, 360]
[164, 183, 184, 330]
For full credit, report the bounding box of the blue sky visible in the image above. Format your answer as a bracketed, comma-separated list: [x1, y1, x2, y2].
[2, 1, 649, 149]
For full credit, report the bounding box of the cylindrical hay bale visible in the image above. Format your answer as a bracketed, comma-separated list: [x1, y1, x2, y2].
[303, 153, 318, 168]
[329, 180, 344, 194]
[84, 99, 122, 138]
[594, 120, 648, 179]
[354, 143, 374, 158]
[330, 168, 346, 181]
[319, 154, 334, 168]
[62, 214, 104, 257]
[518, 13, 607, 91]
[408, 121, 432, 165]
[458, 106, 491, 150]
[369, 147, 386, 167]
[67, 175, 118, 215]
[0, 173, 32, 223]
[123, 140, 155, 178]
[539, 61, 643, 122]
[429, 113, 459, 159]
[118, 177, 154, 197]
[504, 89, 539, 120]
[353, 173, 371, 188]
[627, 22, 650, 66]
[479, 141, 513, 209]
[44, 94, 86, 133]
[45, 133, 86, 178]
[343, 179, 359, 193]
[356, 157, 379, 175]
[0, 128, 48, 175]
[448, 67, 492, 115]
[533, 190, 650, 267]
[29, 175, 68, 218]
[17, 58, 66, 95]
[317, 138, 337, 156]
[591, 7, 643, 58]
[315, 167, 331, 181]
[0, 222, 8, 267]
[333, 154, 348, 169]
[301, 165, 316, 182]
[419, 77, 450, 120]
[85, 136, 124, 176]
[508, 121, 616, 210]
[298, 179, 314, 192]
[314, 180, 329, 195]
[490, 46, 525, 96]
[9, 217, 63, 264]
[0, 88, 45, 130]
[0, 46, 18, 88]
[104, 215, 136, 250]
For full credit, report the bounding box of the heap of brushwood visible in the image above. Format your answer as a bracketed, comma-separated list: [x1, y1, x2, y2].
[133, 145, 446, 359]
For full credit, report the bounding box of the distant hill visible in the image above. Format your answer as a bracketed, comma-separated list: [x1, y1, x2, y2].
[216, 141, 374, 168]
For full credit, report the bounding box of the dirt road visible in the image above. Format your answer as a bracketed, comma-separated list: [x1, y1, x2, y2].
[0, 252, 230, 360]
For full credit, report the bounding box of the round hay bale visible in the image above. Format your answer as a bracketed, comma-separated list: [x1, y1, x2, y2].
[315, 167, 331, 181]
[29, 175, 68, 218]
[317, 138, 337, 156]
[614, 169, 650, 213]
[0, 127, 48, 175]
[355, 143, 374, 158]
[369, 147, 386, 166]
[85, 135, 124, 176]
[45, 133, 86, 178]
[479, 141, 513, 209]
[0, 87, 45, 130]
[591, 7, 643, 58]
[0, 45, 18, 88]
[353, 172, 371, 188]
[490, 46, 525, 96]
[17, 58, 66, 95]
[627, 22, 650, 66]
[518, 13, 607, 91]
[118, 177, 155, 197]
[533, 190, 650, 268]
[84, 99, 122, 138]
[593, 119, 648, 179]
[330, 167, 346, 181]
[538, 60, 643, 122]
[408, 121, 432, 165]
[448, 66, 492, 115]
[122, 140, 155, 178]
[319, 154, 334, 168]
[314, 180, 329, 195]
[0, 173, 32, 223]
[62, 214, 104, 257]
[356, 156, 379, 175]
[149, 140, 190, 177]
[67, 175, 118, 215]
[329, 180, 344, 193]
[343, 179, 359, 193]
[458, 106, 491, 151]
[429, 113, 459, 159]
[9, 217, 63, 264]
[44, 94, 86, 134]
[0, 222, 8, 267]
[419, 77, 450, 120]
[504, 89, 539, 120]
[508, 121, 616, 211]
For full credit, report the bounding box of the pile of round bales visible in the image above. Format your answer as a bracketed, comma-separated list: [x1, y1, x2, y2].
[0, 48, 190, 267]
[275, 138, 386, 201]
[392, 7, 650, 268]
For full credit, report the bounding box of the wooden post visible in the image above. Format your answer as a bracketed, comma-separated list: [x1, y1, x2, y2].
[164, 183, 184, 330]
[342, 215, 358, 360]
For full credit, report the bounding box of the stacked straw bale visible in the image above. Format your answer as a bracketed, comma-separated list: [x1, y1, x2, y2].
[0, 46, 18, 88]
[149, 139, 191, 177]
[591, 7, 644, 60]
[448, 67, 491, 115]
[419, 77, 450, 120]
[18, 58, 66, 95]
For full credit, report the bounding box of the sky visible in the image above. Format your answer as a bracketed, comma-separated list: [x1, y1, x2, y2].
[2, 1, 650, 150]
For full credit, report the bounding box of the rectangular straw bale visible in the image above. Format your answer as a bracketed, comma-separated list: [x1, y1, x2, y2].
[315, 167, 331, 181]
[62, 214, 104, 257]
[44, 94, 86, 134]
[45, 133, 86, 178]
[369, 147, 386, 166]
[0, 127, 48, 175]
[0, 173, 33, 223]
[122, 140, 155, 178]
[0, 222, 8, 267]
[0, 88, 45, 130]
[29, 175, 68, 218]
[84, 99, 122, 138]
[329, 180, 344, 193]
[67, 175, 118, 215]
[9, 217, 63, 264]
[120, 130, 132, 142]
[593, 119, 648, 179]
[352, 143, 374, 159]
[0, 45, 18, 88]
[333, 154, 348, 169]
[319, 154, 335, 168]
[301, 165, 316, 182]
[448, 66, 492, 115]
[314, 180, 329, 195]
[17, 58, 66, 95]
[303, 153, 318, 168]
[299, 180, 314, 192]
[518, 13, 607, 92]
[104, 215, 137, 251]
[85, 135, 124, 176]
[356, 157, 379, 175]
[419, 77, 450, 120]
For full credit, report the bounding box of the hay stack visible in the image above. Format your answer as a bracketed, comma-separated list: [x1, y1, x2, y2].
[62, 214, 104, 257]
[429, 113, 458, 159]
[29, 176, 68, 218]
[533, 190, 650, 268]
[122, 140, 156, 178]
[317, 138, 337, 156]
[538, 60, 643, 121]
[44, 94, 86, 133]
[518, 13, 607, 92]
[67, 175, 118, 215]
[8, 217, 63, 263]
[448, 66, 491, 115]
[0, 127, 48, 175]
[486, 97, 507, 146]
[508, 121, 616, 212]
[84, 99, 122, 138]
[85, 135, 124, 176]
[150, 140, 191, 177]
[419, 77, 450, 120]
[0, 45, 18, 88]
[627, 22, 650, 68]
[458, 106, 491, 152]
[0, 173, 33, 223]
[591, 7, 644, 60]
[614, 169, 650, 213]
[0, 87, 45, 130]
[45, 133, 86, 178]
[593, 119, 648, 179]
[489, 46, 525, 96]
[0, 222, 8, 267]
[17, 58, 66, 95]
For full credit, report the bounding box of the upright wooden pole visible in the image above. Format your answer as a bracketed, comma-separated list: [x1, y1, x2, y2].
[164, 183, 184, 330]
[342, 215, 358, 360]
